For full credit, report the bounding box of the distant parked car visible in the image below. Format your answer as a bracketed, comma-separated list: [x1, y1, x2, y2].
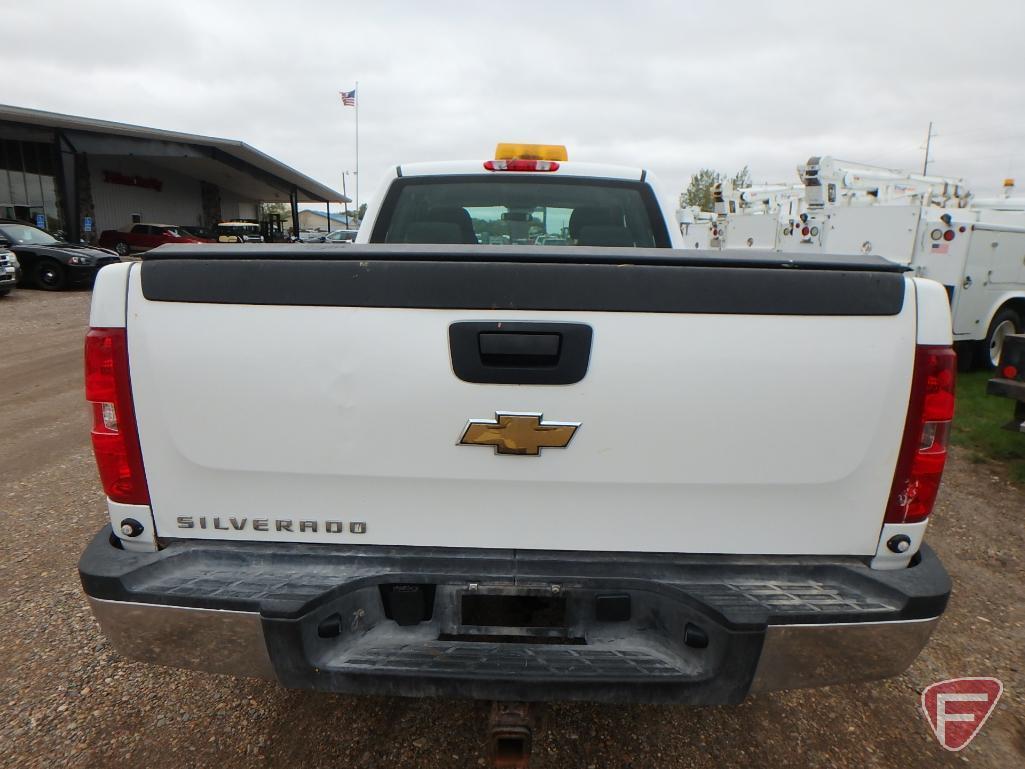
[98, 223, 210, 255]
[216, 221, 264, 243]
[534, 235, 570, 246]
[320, 229, 358, 243]
[0, 219, 120, 290]
[0, 246, 19, 296]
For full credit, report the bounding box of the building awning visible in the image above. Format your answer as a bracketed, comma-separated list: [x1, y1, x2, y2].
[0, 104, 347, 204]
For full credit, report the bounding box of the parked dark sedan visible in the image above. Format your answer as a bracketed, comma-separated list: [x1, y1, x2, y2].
[0, 220, 121, 290]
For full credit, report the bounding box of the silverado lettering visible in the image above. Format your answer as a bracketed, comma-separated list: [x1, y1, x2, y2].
[175, 516, 361, 534]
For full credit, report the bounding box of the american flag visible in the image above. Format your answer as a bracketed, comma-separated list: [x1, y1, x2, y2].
[339, 88, 357, 107]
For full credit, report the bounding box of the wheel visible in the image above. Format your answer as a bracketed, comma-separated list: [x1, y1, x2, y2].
[955, 342, 975, 372]
[34, 258, 67, 291]
[114, 241, 130, 256]
[979, 308, 1022, 369]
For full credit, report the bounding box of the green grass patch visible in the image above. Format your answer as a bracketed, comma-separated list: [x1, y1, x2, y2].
[951, 371, 1025, 484]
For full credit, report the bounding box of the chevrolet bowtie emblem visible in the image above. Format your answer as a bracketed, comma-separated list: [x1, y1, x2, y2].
[459, 412, 580, 456]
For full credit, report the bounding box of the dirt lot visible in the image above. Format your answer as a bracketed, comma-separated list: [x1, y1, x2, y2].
[1, 288, 1023, 768]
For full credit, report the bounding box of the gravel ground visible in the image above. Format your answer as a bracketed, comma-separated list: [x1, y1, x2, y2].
[1, 287, 1023, 768]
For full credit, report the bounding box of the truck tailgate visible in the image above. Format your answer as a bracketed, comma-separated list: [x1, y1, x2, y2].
[126, 249, 915, 555]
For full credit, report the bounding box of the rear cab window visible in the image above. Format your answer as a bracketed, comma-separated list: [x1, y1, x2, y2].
[370, 176, 671, 247]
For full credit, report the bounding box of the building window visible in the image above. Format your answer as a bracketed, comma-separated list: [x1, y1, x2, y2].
[0, 137, 62, 232]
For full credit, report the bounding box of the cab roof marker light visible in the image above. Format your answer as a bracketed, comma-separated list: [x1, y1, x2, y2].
[484, 159, 560, 172]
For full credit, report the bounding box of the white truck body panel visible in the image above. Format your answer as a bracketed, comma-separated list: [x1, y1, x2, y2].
[89, 261, 132, 327]
[396, 160, 645, 182]
[123, 265, 919, 556]
[779, 204, 1025, 344]
[674, 207, 714, 250]
[720, 214, 779, 250]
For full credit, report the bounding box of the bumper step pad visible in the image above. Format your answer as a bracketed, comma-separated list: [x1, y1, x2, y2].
[335, 640, 686, 679]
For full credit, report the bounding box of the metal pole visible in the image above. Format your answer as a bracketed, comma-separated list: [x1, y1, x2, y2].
[342, 173, 349, 220]
[326, 200, 331, 233]
[354, 81, 358, 219]
[922, 121, 933, 176]
[290, 188, 300, 241]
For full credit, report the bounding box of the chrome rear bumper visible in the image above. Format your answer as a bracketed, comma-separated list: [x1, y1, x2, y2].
[751, 617, 939, 692]
[81, 529, 948, 703]
[89, 595, 940, 694]
[88, 597, 275, 679]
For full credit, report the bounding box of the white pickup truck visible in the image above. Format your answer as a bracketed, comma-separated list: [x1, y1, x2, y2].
[80, 145, 955, 708]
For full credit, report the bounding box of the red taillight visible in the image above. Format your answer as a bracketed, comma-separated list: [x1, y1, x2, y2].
[85, 328, 149, 504]
[884, 346, 956, 524]
[801, 226, 810, 236]
[1003, 365, 1018, 379]
[942, 229, 955, 242]
[483, 159, 560, 172]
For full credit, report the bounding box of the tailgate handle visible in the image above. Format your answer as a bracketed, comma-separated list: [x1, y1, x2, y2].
[449, 321, 592, 385]
[479, 332, 561, 366]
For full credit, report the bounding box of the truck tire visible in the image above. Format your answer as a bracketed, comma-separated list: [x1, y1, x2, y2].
[979, 308, 1022, 369]
[955, 342, 976, 372]
[34, 258, 67, 291]
[114, 241, 130, 256]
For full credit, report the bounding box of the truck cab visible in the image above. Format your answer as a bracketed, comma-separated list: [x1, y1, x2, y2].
[357, 144, 682, 249]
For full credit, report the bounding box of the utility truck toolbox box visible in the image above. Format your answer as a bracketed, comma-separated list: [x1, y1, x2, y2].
[80, 153, 956, 706]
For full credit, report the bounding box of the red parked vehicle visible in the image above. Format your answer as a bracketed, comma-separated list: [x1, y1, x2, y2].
[98, 223, 211, 255]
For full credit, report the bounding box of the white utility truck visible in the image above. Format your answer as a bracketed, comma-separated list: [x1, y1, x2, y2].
[80, 145, 954, 729]
[710, 179, 805, 250]
[779, 157, 1025, 367]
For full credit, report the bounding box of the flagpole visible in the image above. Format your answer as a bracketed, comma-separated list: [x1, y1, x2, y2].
[355, 81, 359, 219]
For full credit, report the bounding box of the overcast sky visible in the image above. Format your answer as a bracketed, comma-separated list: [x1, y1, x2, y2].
[4, 0, 1024, 208]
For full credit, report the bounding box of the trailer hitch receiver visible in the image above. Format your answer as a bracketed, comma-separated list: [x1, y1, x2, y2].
[488, 701, 536, 769]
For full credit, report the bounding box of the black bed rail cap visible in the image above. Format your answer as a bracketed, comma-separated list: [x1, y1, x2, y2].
[141, 243, 911, 273]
